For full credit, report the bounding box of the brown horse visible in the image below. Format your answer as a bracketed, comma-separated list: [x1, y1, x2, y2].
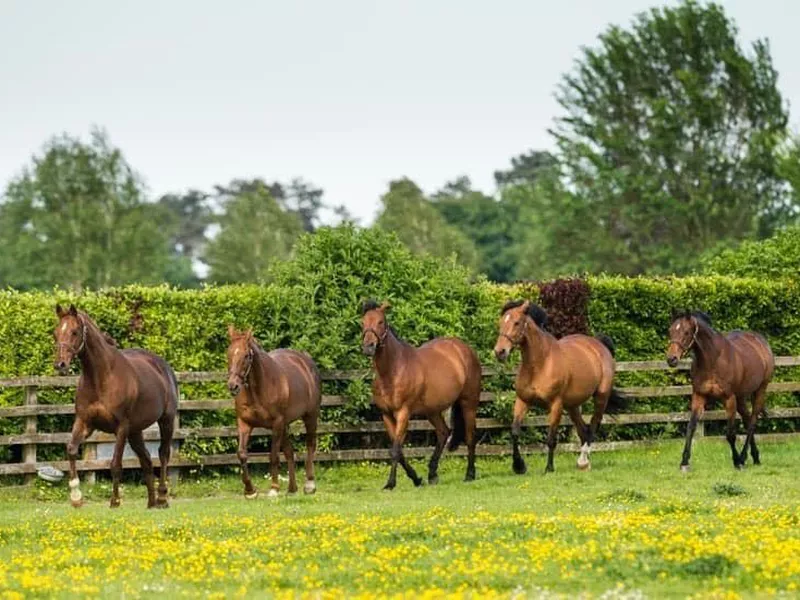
[226, 326, 321, 498]
[666, 310, 774, 471]
[54, 304, 179, 509]
[361, 300, 482, 489]
[494, 300, 622, 474]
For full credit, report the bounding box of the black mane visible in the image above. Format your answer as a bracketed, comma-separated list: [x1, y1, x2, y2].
[501, 300, 548, 329]
[672, 309, 713, 327]
[361, 299, 381, 315]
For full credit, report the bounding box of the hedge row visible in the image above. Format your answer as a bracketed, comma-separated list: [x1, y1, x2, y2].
[0, 226, 798, 454]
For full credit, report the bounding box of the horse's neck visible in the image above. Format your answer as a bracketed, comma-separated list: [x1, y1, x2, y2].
[78, 324, 118, 392]
[692, 323, 723, 372]
[518, 321, 554, 381]
[372, 331, 405, 381]
[248, 346, 281, 396]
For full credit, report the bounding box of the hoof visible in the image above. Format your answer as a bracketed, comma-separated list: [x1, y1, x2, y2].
[109, 499, 121, 509]
[266, 488, 279, 499]
[70, 497, 84, 509]
[464, 473, 476, 482]
[156, 498, 170, 509]
[303, 481, 317, 495]
[382, 483, 396, 491]
[680, 465, 691, 473]
[512, 461, 527, 476]
[244, 491, 258, 500]
[577, 459, 591, 471]
[287, 489, 298, 496]
[413, 479, 424, 488]
[69, 484, 83, 507]
[428, 475, 439, 485]
[735, 463, 744, 471]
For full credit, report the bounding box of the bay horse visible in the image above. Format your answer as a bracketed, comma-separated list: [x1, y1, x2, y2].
[361, 300, 481, 489]
[666, 310, 774, 471]
[493, 300, 622, 474]
[226, 326, 321, 498]
[54, 304, 179, 509]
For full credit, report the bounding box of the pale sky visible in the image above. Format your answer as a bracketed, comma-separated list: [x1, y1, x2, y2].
[1, 0, 798, 225]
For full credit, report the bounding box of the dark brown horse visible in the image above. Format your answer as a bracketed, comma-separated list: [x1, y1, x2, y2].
[666, 310, 774, 471]
[54, 304, 179, 509]
[494, 300, 622, 474]
[226, 326, 321, 498]
[361, 300, 482, 489]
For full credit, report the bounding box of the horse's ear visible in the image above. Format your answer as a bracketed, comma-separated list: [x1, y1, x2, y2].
[380, 301, 392, 313]
[245, 328, 254, 340]
[68, 304, 78, 316]
[227, 324, 237, 339]
[521, 300, 531, 312]
[55, 304, 65, 318]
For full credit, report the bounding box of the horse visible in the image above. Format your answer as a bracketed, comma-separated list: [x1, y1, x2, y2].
[226, 326, 321, 498]
[666, 310, 774, 471]
[53, 304, 179, 509]
[360, 300, 482, 489]
[493, 300, 622, 474]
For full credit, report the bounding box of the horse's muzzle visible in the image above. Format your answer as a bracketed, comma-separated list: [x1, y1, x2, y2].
[228, 381, 242, 396]
[666, 355, 679, 368]
[54, 361, 69, 376]
[362, 343, 376, 357]
[494, 347, 510, 362]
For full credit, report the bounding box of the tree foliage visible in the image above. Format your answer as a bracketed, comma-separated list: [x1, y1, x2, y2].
[701, 225, 800, 278]
[550, 0, 793, 275]
[0, 128, 176, 290]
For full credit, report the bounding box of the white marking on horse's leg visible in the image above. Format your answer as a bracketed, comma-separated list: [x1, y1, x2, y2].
[245, 491, 258, 500]
[680, 465, 691, 473]
[304, 480, 316, 495]
[69, 477, 83, 506]
[267, 488, 279, 499]
[577, 443, 591, 470]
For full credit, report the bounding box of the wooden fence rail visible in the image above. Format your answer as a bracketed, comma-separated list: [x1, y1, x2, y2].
[1, 357, 800, 478]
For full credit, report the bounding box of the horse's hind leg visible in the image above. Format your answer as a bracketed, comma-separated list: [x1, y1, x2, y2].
[566, 406, 590, 470]
[724, 395, 743, 469]
[281, 430, 298, 495]
[128, 430, 157, 508]
[156, 414, 174, 507]
[302, 411, 318, 494]
[741, 383, 768, 466]
[426, 412, 449, 485]
[109, 425, 130, 508]
[462, 402, 478, 482]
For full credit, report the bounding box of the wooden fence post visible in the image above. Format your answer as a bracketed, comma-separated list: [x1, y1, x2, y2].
[83, 442, 97, 485]
[23, 386, 37, 484]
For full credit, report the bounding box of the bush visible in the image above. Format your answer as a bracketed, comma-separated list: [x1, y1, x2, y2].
[701, 226, 800, 279]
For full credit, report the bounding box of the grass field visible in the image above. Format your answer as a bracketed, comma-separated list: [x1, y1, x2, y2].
[1, 438, 799, 599]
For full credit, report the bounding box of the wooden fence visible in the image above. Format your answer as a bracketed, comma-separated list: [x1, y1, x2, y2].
[2, 357, 800, 479]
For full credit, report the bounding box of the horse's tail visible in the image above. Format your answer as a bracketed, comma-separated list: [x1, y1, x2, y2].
[448, 401, 466, 451]
[596, 333, 616, 358]
[606, 388, 628, 414]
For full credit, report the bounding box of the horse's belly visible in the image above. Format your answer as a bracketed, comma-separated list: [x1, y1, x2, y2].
[83, 405, 118, 433]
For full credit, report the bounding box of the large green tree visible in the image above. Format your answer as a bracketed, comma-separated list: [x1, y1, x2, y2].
[550, 0, 792, 275]
[0, 128, 175, 290]
[203, 179, 304, 283]
[374, 178, 480, 271]
[157, 189, 213, 287]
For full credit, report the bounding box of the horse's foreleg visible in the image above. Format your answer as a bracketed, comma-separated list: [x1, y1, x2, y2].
[281, 430, 298, 495]
[544, 400, 563, 474]
[680, 393, 705, 472]
[302, 411, 318, 494]
[383, 409, 421, 490]
[511, 396, 530, 475]
[426, 412, 450, 485]
[566, 406, 591, 470]
[66, 418, 93, 508]
[109, 425, 130, 508]
[268, 420, 285, 498]
[237, 419, 257, 499]
[724, 395, 743, 469]
[127, 430, 156, 508]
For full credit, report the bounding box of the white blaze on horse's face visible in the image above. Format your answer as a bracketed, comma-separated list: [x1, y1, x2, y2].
[61, 322, 69, 334]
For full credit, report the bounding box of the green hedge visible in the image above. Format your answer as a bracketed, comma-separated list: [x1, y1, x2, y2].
[0, 226, 797, 462]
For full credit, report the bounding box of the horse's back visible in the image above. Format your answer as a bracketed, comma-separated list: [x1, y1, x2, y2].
[416, 337, 481, 407]
[270, 349, 322, 410]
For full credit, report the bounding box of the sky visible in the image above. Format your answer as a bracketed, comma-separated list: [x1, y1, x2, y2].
[1, 0, 799, 225]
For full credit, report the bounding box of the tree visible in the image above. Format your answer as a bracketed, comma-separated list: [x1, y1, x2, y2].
[701, 225, 800, 278]
[432, 177, 516, 281]
[203, 179, 303, 283]
[157, 189, 213, 287]
[550, 0, 792, 275]
[374, 178, 480, 271]
[493, 150, 557, 188]
[0, 128, 175, 290]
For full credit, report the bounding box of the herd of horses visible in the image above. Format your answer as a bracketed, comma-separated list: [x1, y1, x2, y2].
[51, 299, 776, 509]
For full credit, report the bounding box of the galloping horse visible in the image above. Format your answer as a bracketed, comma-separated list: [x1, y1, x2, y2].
[494, 300, 622, 474]
[54, 304, 179, 509]
[226, 326, 321, 498]
[666, 310, 774, 471]
[361, 300, 482, 489]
